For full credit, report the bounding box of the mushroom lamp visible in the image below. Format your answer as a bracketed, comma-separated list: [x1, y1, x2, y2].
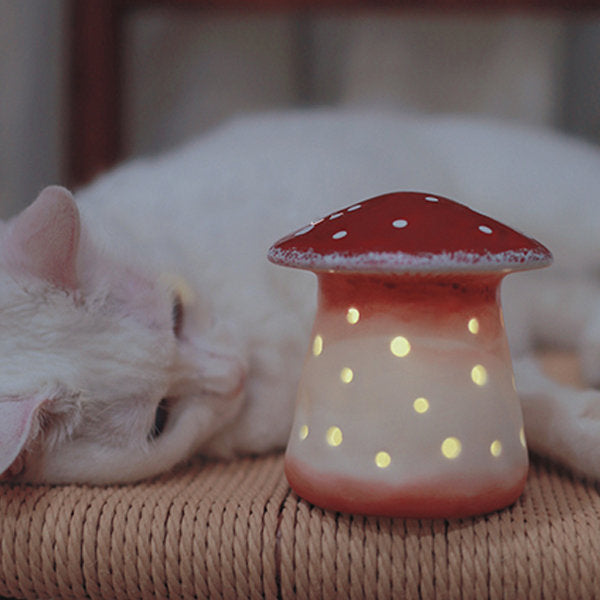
[268, 192, 552, 518]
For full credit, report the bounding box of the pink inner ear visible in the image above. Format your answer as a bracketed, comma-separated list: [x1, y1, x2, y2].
[4, 186, 80, 290]
[0, 396, 43, 476]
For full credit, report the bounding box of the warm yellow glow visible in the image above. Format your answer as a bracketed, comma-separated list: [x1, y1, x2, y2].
[346, 307, 360, 324]
[375, 451, 391, 468]
[312, 335, 323, 357]
[413, 397, 430, 414]
[299, 425, 309, 440]
[340, 367, 354, 384]
[490, 440, 503, 457]
[520, 427, 526, 448]
[468, 317, 480, 335]
[441, 437, 462, 459]
[390, 336, 411, 358]
[471, 364, 488, 386]
[326, 426, 343, 447]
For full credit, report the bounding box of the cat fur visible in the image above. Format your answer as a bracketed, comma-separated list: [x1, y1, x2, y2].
[1, 110, 599, 484]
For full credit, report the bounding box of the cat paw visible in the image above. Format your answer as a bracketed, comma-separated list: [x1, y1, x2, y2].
[516, 355, 600, 481]
[580, 309, 600, 388]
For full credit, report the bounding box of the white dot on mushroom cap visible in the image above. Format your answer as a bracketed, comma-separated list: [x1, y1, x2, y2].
[332, 230, 348, 240]
[392, 219, 408, 229]
[329, 212, 343, 220]
[294, 224, 314, 236]
[347, 204, 362, 212]
[479, 225, 493, 235]
[425, 196, 439, 202]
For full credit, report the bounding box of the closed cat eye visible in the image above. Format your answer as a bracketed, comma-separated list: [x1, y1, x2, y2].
[150, 398, 169, 439]
[172, 294, 184, 338]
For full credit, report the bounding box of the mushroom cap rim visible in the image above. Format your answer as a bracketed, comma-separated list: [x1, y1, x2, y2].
[267, 245, 553, 274]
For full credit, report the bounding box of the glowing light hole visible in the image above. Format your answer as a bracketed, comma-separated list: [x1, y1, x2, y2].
[346, 307, 360, 324]
[340, 367, 354, 384]
[413, 397, 430, 414]
[441, 437, 462, 459]
[326, 426, 343, 447]
[312, 335, 323, 357]
[375, 451, 391, 469]
[471, 364, 488, 386]
[520, 428, 526, 448]
[390, 336, 411, 358]
[468, 318, 480, 335]
[490, 440, 502, 457]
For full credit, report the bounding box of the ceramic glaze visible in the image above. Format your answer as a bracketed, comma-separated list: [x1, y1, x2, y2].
[269, 191, 552, 518]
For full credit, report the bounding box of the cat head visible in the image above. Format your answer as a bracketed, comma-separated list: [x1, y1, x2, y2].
[0, 186, 246, 484]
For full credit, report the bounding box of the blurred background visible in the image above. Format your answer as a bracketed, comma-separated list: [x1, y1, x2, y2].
[1, 0, 599, 218]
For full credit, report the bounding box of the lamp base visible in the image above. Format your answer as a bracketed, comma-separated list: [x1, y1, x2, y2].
[285, 455, 528, 519]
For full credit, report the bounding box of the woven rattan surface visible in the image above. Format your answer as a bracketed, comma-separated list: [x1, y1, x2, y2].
[1, 451, 599, 600]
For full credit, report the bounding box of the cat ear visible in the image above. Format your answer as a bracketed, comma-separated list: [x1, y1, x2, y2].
[4, 186, 80, 290]
[0, 395, 45, 478]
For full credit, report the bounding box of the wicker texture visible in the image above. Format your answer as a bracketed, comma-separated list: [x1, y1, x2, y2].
[1, 452, 600, 599]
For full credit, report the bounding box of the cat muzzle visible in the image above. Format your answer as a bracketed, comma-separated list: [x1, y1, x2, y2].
[171, 342, 247, 400]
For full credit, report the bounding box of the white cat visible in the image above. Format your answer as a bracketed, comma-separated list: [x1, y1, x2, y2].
[1, 110, 599, 484]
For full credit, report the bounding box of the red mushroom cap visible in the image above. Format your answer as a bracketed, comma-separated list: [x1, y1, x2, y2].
[268, 191, 552, 273]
